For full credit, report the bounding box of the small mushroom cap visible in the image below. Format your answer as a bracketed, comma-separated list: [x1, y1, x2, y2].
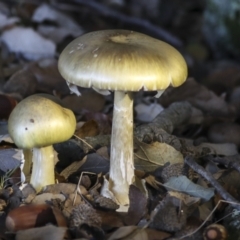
[8, 94, 76, 149]
[58, 29, 187, 92]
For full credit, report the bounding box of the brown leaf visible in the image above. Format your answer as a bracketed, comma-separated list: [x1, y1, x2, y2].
[3, 63, 37, 98]
[107, 226, 148, 240]
[84, 111, 112, 135]
[97, 209, 124, 231]
[42, 183, 88, 196]
[60, 156, 87, 179]
[16, 225, 67, 240]
[124, 185, 148, 225]
[208, 122, 240, 147]
[134, 139, 183, 172]
[75, 120, 100, 138]
[32, 58, 70, 95]
[76, 153, 110, 175]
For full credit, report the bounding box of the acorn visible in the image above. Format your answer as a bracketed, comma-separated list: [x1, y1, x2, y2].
[203, 224, 227, 240]
[5, 204, 67, 232]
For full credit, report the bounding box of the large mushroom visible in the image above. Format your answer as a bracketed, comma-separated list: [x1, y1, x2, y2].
[8, 94, 76, 192]
[58, 29, 187, 205]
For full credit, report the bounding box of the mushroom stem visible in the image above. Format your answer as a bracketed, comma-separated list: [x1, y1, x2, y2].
[30, 145, 55, 193]
[109, 91, 135, 205]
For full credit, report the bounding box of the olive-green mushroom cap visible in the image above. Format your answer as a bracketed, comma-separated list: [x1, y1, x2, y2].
[8, 94, 76, 149]
[58, 29, 188, 92]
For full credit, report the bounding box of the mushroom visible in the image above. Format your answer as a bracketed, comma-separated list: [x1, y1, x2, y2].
[8, 94, 76, 192]
[58, 29, 187, 205]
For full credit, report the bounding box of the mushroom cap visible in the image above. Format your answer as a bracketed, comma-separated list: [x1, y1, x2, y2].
[58, 29, 187, 92]
[8, 94, 76, 149]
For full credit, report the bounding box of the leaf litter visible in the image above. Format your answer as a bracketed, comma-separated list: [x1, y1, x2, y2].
[0, 1, 240, 239]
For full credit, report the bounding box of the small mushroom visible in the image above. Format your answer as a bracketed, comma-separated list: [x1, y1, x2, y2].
[58, 29, 187, 205]
[8, 94, 76, 192]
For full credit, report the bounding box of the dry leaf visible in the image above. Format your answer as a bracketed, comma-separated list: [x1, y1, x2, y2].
[3, 64, 37, 97]
[60, 156, 87, 179]
[163, 176, 215, 201]
[32, 58, 70, 95]
[1, 27, 55, 60]
[108, 226, 148, 240]
[168, 191, 200, 206]
[75, 120, 100, 138]
[196, 142, 238, 156]
[76, 153, 110, 175]
[134, 139, 183, 172]
[208, 122, 240, 147]
[124, 185, 148, 225]
[31, 192, 66, 205]
[0, 148, 22, 173]
[160, 78, 235, 118]
[135, 102, 163, 122]
[16, 225, 67, 240]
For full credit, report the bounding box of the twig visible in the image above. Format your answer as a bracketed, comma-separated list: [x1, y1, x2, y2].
[207, 155, 240, 173]
[74, 134, 96, 151]
[185, 156, 240, 212]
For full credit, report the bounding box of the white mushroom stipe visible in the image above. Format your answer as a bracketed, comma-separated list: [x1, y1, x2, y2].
[109, 91, 134, 204]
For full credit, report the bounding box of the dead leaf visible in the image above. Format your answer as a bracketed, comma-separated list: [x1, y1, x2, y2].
[97, 209, 124, 231]
[42, 183, 88, 196]
[3, 64, 37, 98]
[208, 122, 240, 147]
[60, 156, 87, 179]
[198, 201, 213, 221]
[96, 146, 110, 159]
[168, 191, 200, 206]
[75, 120, 100, 138]
[0, 148, 22, 173]
[145, 228, 171, 240]
[134, 139, 183, 172]
[124, 185, 148, 225]
[196, 142, 238, 156]
[31, 192, 66, 205]
[160, 78, 235, 118]
[83, 111, 112, 135]
[163, 176, 215, 201]
[32, 58, 70, 95]
[0, 12, 19, 30]
[135, 102, 163, 122]
[32, 3, 83, 39]
[16, 225, 67, 240]
[76, 153, 110, 175]
[107, 226, 148, 240]
[1, 27, 56, 60]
